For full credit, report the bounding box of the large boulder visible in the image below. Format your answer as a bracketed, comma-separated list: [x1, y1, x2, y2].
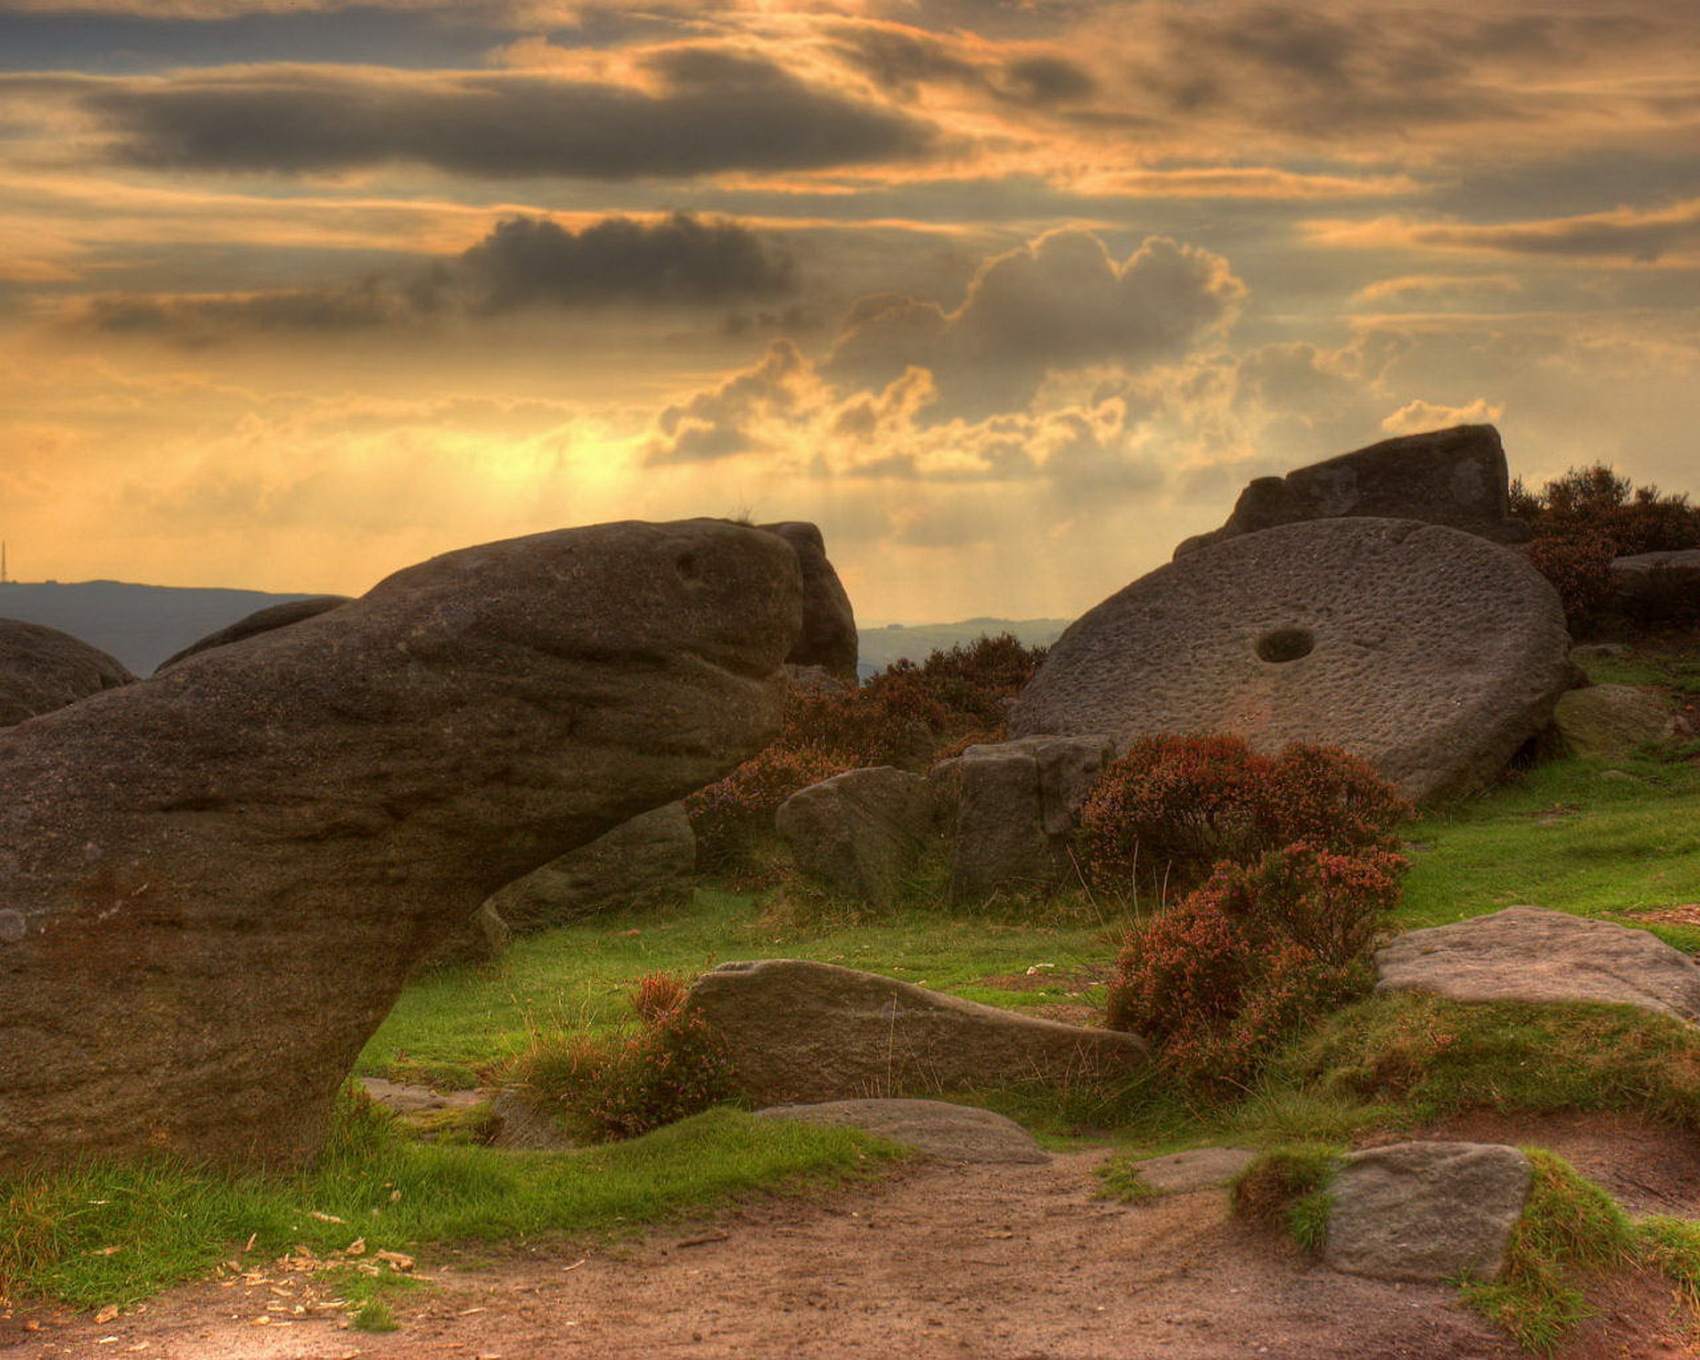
[0, 520, 801, 1173]
[932, 735, 1116, 905]
[486, 802, 697, 932]
[775, 767, 935, 907]
[1324, 1142, 1532, 1283]
[1011, 518, 1573, 802]
[1375, 905, 1700, 1023]
[1175, 425, 1527, 557]
[757, 521, 858, 681]
[687, 959, 1147, 1104]
[1608, 549, 1700, 626]
[0, 618, 135, 725]
[1551, 684, 1679, 758]
[155, 595, 351, 673]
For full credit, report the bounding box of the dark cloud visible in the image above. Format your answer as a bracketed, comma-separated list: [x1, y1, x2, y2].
[998, 56, 1096, 105]
[461, 213, 793, 311]
[651, 338, 814, 464]
[77, 212, 795, 340]
[1409, 201, 1700, 263]
[81, 59, 936, 178]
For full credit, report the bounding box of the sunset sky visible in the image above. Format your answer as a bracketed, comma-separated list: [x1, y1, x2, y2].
[2, 0, 1697, 622]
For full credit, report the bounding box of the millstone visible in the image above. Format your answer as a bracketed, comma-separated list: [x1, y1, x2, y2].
[1009, 518, 1572, 801]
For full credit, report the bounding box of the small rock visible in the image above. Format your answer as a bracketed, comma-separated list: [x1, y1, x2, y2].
[775, 767, 935, 908]
[1129, 1147, 1257, 1195]
[755, 1098, 1048, 1164]
[1325, 1141, 1531, 1283]
[1552, 684, 1677, 757]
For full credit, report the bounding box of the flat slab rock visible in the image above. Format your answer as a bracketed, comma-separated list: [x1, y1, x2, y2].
[1129, 1147, 1256, 1195]
[687, 959, 1147, 1105]
[755, 1098, 1048, 1164]
[1325, 1141, 1531, 1283]
[1375, 905, 1700, 1023]
[1010, 517, 1572, 802]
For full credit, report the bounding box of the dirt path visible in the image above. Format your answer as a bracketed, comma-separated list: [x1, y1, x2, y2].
[6, 1123, 1698, 1360]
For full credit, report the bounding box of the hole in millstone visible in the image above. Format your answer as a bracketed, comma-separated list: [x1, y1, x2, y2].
[1255, 627, 1316, 664]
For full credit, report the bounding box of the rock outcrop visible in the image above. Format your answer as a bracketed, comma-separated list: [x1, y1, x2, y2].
[1011, 518, 1573, 802]
[1175, 425, 1527, 557]
[1324, 1142, 1531, 1283]
[1608, 549, 1700, 626]
[0, 618, 135, 726]
[486, 802, 697, 932]
[775, 767, 935, 907]
[155, 595, 351, 673]
[931, 735, 1116, 905]
[0, 519, 801, 1173]
[687, 959, 1147, 1104]
[1375, 905, 1700, 1022]
[758, 521, 858, 681]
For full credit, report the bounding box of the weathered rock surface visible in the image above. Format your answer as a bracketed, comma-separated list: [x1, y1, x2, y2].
[154, 595, 351, 673]
[0, 618, 135, 725]
[1552, 684, 1678, 757]
[1175, 424, 1527, 557]
[1011, 518, 1573, 802]
[759, 521, 858, 681]
[0, 519, 801, 1173]
[1608, 549, 1700, 625]
[1325, 1141, 1531, 1283]
[933, 735, 1116, 905]
[754, 1098, 1048, 1163]
[687, 959, 1147, 1105]
[487, 802, 697, 933]
[776, 767, 935, 907]
[1129, 1147, 1256, 1195]
[1375, 905, 1700, 1022]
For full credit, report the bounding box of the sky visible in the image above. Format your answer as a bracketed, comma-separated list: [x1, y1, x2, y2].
[1, 0, 1697, 623]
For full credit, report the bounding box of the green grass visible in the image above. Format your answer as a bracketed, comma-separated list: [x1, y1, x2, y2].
[1227, 1144, 1341, 1253]
[362, 888, 1125, 1088]
[1459, 1150, 1637, 1355]
[0, 1097, 905, 1310]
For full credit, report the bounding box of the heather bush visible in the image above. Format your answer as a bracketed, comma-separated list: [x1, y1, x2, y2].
[687, 633, 1049, 878]
[1073, 734, 1411, 903]
[512, 971, 740, 1142]
[1511, 463, 1700, 629]
[1105, 843, 1407, 1092]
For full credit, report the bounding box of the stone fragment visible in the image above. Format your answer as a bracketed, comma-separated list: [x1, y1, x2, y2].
[755, 1098, 1048, 1163]
[0, 618, 134, 726]
[687, 959, 1146, 1105]
[1552, 684, 1678, 757]
[1325, 1141, 1531, 1283]
[0, 519, 800, 1173]
[1011, 518, 1572, 802]
[758, 521, 858, 681]
[937, 734, 1116, 905]
[486, 1090, 576, 1151]
[1175, 424, 1527, 557]
[487, 802, 697, 932]
[775, 767, 935, 907]
[1375, 905, 1700, 1022]
[154, 595, 351, 673]
[1129, 1147, 1257, 1195]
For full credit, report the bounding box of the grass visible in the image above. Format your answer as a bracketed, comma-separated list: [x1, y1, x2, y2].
[0, 1096, 905, 1311]
[1458, 1150, 1637, 1354]
[1227, 1144, 1340, 1253]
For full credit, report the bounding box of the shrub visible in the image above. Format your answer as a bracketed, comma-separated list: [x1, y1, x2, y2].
[1074, 734, 1411, 903]
[688, 633, 1049, 878]
[1105, 843, 1406, 1092]
[512, 971, 740, 1143]
[1512, 463, 1700, 630]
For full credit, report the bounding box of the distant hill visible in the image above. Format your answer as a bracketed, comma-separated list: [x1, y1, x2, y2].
[854, 617, 1071, 680]
[0, 579, 1069, 682]
[0, 581, 316, 675]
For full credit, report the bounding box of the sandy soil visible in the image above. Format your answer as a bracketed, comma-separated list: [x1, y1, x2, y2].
[4, 1117, 1698, 1360]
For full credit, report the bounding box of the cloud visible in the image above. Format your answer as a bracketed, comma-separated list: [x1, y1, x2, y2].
[71, 211, 794, 340]
[1307, 200, 1700, 266]
[69, 55, 935, 179]
[1380, 397, 1504, 435]
[822, 229, 1245, 419]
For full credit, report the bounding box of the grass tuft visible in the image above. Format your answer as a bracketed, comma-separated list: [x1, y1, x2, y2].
[1228, 1144, 1341, 1253]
